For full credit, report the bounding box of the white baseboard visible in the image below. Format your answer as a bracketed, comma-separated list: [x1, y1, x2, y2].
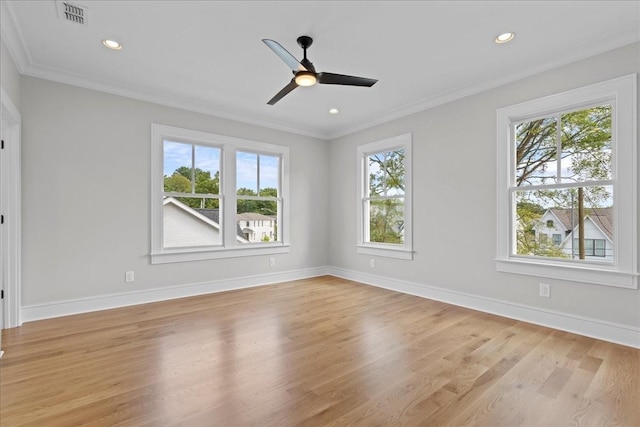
[328, 267, 640, 349]
[19, 266, 639, 349]
[21, 267, 330, 323]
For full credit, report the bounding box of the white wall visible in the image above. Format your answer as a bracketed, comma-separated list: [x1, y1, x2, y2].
[11, 40, 640, 346]
[328, 43, 640, 330]
[20, 76, 329, 306]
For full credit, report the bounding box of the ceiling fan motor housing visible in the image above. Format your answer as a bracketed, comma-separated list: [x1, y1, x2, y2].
[297, 35, 313, 49]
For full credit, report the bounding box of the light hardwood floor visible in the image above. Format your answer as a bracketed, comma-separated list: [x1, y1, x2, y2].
[1, 276, 638, 426]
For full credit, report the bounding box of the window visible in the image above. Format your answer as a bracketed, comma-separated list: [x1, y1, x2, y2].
[573, 239, 606, 257]
[236, 151, 280, 243]
[162, 140, 221, 248]
[151, 124, 289, 263]
[357, 133, 413, 259]
[497, 75, 637, 288]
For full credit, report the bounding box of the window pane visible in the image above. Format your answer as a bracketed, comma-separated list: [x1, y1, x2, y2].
[514, 185, 613, 262]
[259, 155, 279, 197]
[368, 149, 405, 197]
[163, 196, 222, 248]
[560, 105, 612, 183]
[163, 141, 221, 195]
[194, 145, 220, 195]
[237, 151, 258, 195]
[164, 140, 193, 192]
[368, 198, 404, 244]
[368, 153, 385, 196]
[385, 149, 405, 196]
[236, 201, 278, 243]
[515, 117, 558, 186]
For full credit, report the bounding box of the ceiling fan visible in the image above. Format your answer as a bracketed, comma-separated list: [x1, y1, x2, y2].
[262, 36, 378, 105]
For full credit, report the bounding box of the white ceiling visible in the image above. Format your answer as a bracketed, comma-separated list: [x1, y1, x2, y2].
[2, 1, 639, 139]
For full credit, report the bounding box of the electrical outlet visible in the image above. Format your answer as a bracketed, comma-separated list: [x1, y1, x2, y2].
[370, 259, 375, 268]
[125, 271, 135, 283]
[539, 283, 551, 298]
[269, 257, 275, 267]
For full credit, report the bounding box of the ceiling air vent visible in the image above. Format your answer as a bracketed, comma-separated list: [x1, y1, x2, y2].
[56, 1, 89, 26]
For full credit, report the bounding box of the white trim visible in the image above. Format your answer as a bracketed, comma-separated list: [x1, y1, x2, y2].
[151, 123, 290, 264]
[0, 1, 31, 74]
[21, 267, 330, 323]
[17, 265, 640, 349]
[496, 259, 637, 289]
[0, 87, 22, 328]
[496, 74, 638, 288]
[329, 267, 640, 349]
[151, 244, 290, 264]
[356, 245, 413, 260]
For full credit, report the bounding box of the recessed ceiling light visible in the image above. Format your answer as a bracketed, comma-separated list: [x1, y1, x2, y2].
[102, 39, 122, 50]
[329, 108, 339, 114]
[495, 32, 515, 44]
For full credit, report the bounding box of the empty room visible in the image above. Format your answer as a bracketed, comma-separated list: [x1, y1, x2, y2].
[0, 1, 639, 425]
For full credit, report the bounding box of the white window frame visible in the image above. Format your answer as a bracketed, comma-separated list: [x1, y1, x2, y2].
[496, 75, 637, 288]
[151, 124, 290, 264]
[356, 133, 413, 260]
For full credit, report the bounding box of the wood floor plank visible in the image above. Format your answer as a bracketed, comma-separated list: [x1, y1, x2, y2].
[1, 276, 638, 426]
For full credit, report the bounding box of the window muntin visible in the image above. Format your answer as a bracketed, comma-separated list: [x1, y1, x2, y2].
[357, 133, 412, 260]
[496, 74, 637, 288]
[151, 124, 290, 263]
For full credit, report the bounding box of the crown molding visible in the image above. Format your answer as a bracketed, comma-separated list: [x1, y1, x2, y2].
[20, 60, 330, 140]
[327, 28, 640, 140]
[3, 0, 638, 143]
[0, 0, 31, 73]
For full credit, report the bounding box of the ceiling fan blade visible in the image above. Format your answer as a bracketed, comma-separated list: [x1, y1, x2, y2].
[262, 39, 307, 72]
[318, 72, 378, 87]
[267, 80, 298, 105]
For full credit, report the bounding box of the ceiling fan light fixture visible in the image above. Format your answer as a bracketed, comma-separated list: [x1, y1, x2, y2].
[295, 71, 317, 87]
[494, 32, 515, 44]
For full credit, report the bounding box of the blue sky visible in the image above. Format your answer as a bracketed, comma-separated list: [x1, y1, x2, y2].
[164, 140, 279, 191]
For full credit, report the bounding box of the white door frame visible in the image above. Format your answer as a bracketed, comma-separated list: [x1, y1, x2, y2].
[1, 87, 22, 328]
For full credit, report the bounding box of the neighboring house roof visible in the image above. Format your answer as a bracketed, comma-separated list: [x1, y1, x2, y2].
[194, 208, 246, 240]
[164, 197, 221, 231]
[237, 212, 275, 221]
[548, 207, 613, 241]
[163, 197, 249, 242]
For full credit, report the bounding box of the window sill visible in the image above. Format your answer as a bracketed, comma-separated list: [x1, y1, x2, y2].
[496, 257, 638, 289]
[151, 244, 290, 264]
[357, 245, 413, 260]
